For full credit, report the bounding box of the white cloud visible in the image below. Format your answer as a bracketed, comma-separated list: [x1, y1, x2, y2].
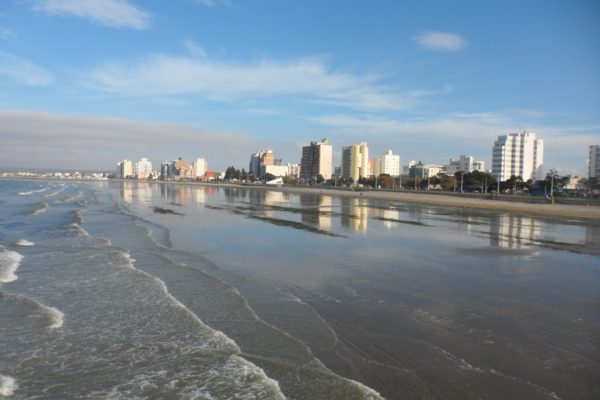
[0, 51, 54, 86]
[35, 0, 151, 30]
[414, 31, 467, 52]
[86, 52, 440, 112]
[194, 0, 230, 7]
[0, 109, 255, 170]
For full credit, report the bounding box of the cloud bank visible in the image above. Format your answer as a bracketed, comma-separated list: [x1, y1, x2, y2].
[87, 52, 436, 112]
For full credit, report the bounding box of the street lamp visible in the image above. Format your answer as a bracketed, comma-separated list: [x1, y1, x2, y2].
[460, 172, 467, 194]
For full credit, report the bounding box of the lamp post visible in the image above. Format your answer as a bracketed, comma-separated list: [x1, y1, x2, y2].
[460, 172, 467, 194]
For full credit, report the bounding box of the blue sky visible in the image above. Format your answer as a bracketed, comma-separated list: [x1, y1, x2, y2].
[0, 0, 598, 174]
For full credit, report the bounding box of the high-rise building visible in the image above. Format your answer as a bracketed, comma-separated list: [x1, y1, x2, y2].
[192, 158, 208, 178]
[249, 150, 274, 178]
[117, 160, 134, 179]
[445, 155, 485, 175]
[492, 131, 544, 181]
[341, 142, 369, 181]
[160, 160, 173, 180]
[375, 150, 401, 177]
[136, 158, 152, 179]
[589, 145, 600, 178]
[300, 139, 333, 181]
[172, 157, 193, 178]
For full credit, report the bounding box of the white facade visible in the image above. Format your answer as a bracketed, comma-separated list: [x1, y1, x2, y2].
[192, 158, 208, 178]
[263, 164, 289, 177]
[342, 142, 369, 181]
[589, 145, 600, 178]
[446, 155, 485, 174]
[377, 150, 400, 177]
[492, 131, 544, 181]
[136, 158, 152, 179]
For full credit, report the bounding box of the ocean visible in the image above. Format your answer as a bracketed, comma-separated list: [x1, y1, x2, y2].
[1, 179, 599, 399]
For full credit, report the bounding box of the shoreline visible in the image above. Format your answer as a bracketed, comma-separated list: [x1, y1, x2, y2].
[4, 177, 600, 220]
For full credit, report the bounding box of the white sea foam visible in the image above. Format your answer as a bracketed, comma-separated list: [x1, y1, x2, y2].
[45, 306, 64, 329]
[67, 223, 89, 237]
[19, 187, 47, 196]
[0, 248, 23, 283]
[118, 251, 240, 353]
[14, 239, 34, 247]
[0, 375, 17, 396]
[30, 202, 49, 216]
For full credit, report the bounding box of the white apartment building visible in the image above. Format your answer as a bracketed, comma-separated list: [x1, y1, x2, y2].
[589, 145, 600, 178]
[192, 158, 208, 178]
[492, 131, 544, 181]
[136, 158, 153, 179]
[445, 155, 485, 175]
[342, 142, 369, 181]
[376, 150, 401, 177]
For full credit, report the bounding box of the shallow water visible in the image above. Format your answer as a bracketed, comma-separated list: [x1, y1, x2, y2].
[1, 180, 599, 399]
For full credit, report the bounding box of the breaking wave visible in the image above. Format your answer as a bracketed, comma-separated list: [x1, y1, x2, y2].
[30, 202, 49, 216]
[0, 247, 22, 283]
[14, 239, 34, 247]
[0, 375, 17, 396]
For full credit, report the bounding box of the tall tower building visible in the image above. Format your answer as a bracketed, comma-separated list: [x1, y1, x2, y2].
[136, 158, 152, 179]
[342, 142, 369, 181]
[192, 158, 208, 178]
[300, 139, 333, 181]
[249, 150, 274, 178]
[117, 160, 134, 179]
[492, 131, 543, 181]
[589, 145, 600, 178]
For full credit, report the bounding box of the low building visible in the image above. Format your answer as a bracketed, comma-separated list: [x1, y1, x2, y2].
[445, 155, 485, 175]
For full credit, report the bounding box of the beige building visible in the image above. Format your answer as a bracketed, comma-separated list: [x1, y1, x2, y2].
[117, 159, 134, 179]
[342, 142, 369, 181]
[301, 139, 333, 181]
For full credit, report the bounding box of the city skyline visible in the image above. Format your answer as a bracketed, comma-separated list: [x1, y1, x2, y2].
[0, 1, 598, 174]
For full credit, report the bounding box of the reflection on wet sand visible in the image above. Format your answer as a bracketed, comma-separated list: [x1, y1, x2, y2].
[341, 197, 369, 233]
[489, 214, 541, 249]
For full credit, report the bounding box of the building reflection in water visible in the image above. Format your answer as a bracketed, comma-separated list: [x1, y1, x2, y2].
[299, 195, 332, 230]
[489, 214, 541, 248]
[375, 208, 400, 229]
[585, 224, 600, 248]
[340, 197, 368, 233]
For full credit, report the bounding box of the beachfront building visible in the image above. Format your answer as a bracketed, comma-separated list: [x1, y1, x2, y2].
[341, 142, 369, 181]
[249, 149, 275, 178]
[192, 158, 208, 178]
[373, 150, 401, 177]
[589, 145, 600, 178]
[117, 159, 134, 179]
[492, 131, 544, 181]
[409, 162, 445, 178]
[172, 157, 193, 179]
[445, 155, 485, 175]
[136, 158, 153, 180]
[300, 138, 333, 182]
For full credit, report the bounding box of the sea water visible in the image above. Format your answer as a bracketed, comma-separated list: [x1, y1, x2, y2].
[1, 179, 599, 400]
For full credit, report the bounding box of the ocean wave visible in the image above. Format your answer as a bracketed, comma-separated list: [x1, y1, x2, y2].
[0, 247, 23, 283]
[118, 251, 240, 353]
[0, 374, 18, 396]
[45, 305, 64, 329]
[19, 187, 48, 196]
[66, 223, 89, 237]
[30, 202, 49, 216]
[14, 239, 34, 247]
[72, 209, 83, 224]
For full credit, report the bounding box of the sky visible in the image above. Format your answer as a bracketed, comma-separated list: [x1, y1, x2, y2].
[0, 0, 599, 175]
